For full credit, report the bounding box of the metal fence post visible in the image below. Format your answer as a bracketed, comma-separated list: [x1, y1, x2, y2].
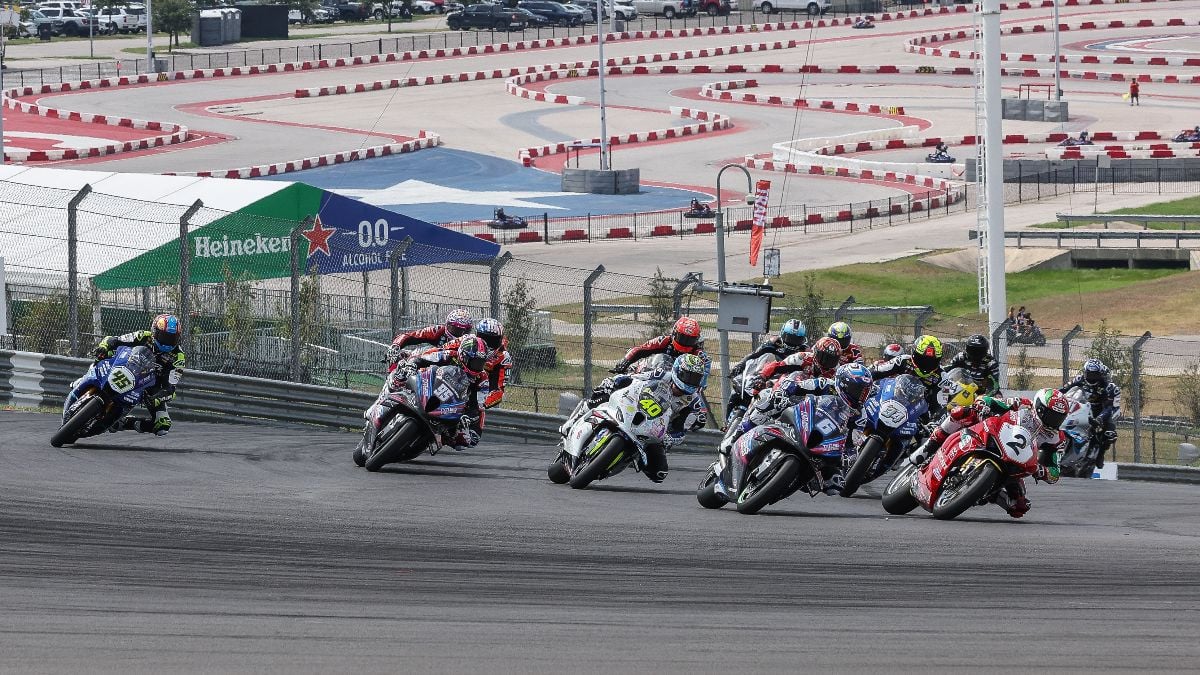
[66, 185, 92, 355]
[582, 264, 606, 396]
[89, 280, 101, 344]
[991, 318, 1013, 391]
[389, 237, 413, 337]
[671, 272, 700, 318]
[489, 252, 513, 319]
[833, 296, 855, 322]
[913, 306, 935, 340]
[1061, 324, 1082, 384]
[1131, 331, 1151, 463]
[177, 199, 203, 355]
[289, 217, 312, 382]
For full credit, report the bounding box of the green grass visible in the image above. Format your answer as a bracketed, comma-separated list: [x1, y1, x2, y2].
[122, 43, 198, 54]
[1031, 194, 1200, 229]
[768, 254, 1184, 320]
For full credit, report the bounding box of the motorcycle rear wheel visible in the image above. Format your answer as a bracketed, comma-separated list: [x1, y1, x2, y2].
[364, 418, 420, 472]
[932, 461, 1000, 520]
[736, 454, 801, 515]
[696, 468, 727, 509]
[568, 430, 626, 489]
[881, 463, 921, 515]
[50, 397, 103, 448]
[840, 435, 883, 498]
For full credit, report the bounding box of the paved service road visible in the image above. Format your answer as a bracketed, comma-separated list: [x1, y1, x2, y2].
[2, 411, 1197, 671]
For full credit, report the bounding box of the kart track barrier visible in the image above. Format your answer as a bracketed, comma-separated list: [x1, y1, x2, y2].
[978, 229, 1200, 248]
[2, 348, 1192, 475]
[1057, 213, 1200, 228]
[0, 349, 725, 454]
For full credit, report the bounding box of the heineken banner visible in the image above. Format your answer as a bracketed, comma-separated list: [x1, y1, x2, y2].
[92, 182, 499, 290]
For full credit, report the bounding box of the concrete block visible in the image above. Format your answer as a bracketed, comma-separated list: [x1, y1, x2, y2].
[1043, 100, 1067, 123]
[561, 168, 641, 195]
[1001, 97, 1026, 120]
[1025, 99, 1045, 120]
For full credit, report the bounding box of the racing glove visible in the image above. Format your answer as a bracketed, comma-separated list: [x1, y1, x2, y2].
[610, 359, 630, 374]
[93, 345, 111, 360]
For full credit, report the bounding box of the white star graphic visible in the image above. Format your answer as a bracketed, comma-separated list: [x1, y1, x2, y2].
[332, 179, 586, 210]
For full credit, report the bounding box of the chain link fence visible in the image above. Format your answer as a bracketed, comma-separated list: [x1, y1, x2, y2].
[3, 180, 1198, 466]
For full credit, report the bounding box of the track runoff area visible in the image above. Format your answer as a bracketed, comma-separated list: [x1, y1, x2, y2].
[7, 0, 1200, 669]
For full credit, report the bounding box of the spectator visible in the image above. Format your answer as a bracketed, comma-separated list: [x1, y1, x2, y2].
[1129, 80, 1140, 106]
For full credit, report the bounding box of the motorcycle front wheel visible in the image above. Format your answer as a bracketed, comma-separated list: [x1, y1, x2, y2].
[50, 397, 103, 448]
[364, 418, 421, 472]
[696, 468, 727, 509]
[568, 428, 626, 489]
[881, 462, 921, 515]
[736, 454, 801, 515]
[840, 435, 883, 498]
[932, 460, 1000, 520]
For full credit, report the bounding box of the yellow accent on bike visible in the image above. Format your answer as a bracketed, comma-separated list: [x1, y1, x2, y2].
[638, 398, 663, 418]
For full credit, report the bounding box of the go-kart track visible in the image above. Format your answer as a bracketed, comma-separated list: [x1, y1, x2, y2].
[3, 410, 1199, 671]
[10, 0, 1200, 223]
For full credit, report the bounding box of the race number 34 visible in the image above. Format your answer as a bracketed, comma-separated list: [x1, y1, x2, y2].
[358, 219, 389, 248]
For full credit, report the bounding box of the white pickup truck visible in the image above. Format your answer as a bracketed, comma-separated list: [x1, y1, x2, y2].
[94, 6, 143, 33]
[632, 0, 693, 18]
[755, 0, 830, 15]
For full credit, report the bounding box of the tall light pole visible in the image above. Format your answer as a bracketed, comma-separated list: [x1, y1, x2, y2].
[714, 163, 753, 411]
[982, 0, 1008, 367]
[146, 0, 155, 73]
[1052, 0, 1062, 100]
[595, 2, 610, 170]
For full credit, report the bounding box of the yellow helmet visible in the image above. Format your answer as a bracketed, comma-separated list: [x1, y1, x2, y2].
[911, 335, 944, 377]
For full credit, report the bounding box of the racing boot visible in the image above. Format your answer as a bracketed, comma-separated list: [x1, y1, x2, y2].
[995, 479, 1031, 519]
[110, 416, 147, 433]
[906, 428, 948, 468]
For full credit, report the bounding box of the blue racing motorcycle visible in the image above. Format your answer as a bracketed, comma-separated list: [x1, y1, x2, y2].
[839, 374, 928, 497]
[52, 345, 161, 447]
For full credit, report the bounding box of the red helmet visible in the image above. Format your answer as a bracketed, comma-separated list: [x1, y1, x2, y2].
[811, 337, 842, 375]
[671, 317, 701, 352]
[456, 336, 488, 378]
[882, 343, 903, 359]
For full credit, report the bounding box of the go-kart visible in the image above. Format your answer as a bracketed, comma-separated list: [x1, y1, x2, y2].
[487, 215, 528, 230]
[1173, 130, 1200, 143]
[1058, 137, 1094, 147]
[926, 152, 956, 163]
[684, 205, 715, 219]
[852, 17, 875, 29]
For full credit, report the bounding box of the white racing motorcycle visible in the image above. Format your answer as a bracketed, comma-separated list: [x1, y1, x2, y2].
[547, 378, 675, 489]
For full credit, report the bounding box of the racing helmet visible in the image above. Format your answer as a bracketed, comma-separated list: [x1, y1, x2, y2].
[964, 334, 989, 363]
[937, 367, 979, 409]
[457, 336, 489, 377]
[670, 353, 708, 396]
[671, 317, 702, 352]
[834, 363, 874, 408]
[445, 309, 474, 338]
[1033, 388, 1070, 432]
[779, 319, 807, 350]
[911, 334, 944, 378]
[882, 343, 904, 360]
[475, 318, 505, 351]
[827, 321, 852, 350]
[811, 337, 842, 374]
[150, 314, 180, 353]
[1082, 357, 1109, 386]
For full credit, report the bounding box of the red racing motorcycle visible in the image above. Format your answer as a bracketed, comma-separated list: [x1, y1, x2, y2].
[881, 413, 1049, 521]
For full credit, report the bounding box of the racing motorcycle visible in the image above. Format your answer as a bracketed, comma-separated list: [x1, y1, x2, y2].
[839, 374, 928, 497]
[881, 413, 1047, 521]
[52, 346, 161, 447]
[548, 378, 674, 489]
[1058, 389, 1100, 477]
[725, 353, 778, 428]
[353, 361, 475, 471]
[697, 394, 853, 515]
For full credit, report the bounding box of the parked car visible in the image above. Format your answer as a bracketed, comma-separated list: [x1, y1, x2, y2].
[513, 5, 551, 26]
[696, 0, 730, 15]
[572, 0, 636, 21]
[446, 3, 527, 30]
[72, 8, 116, 34]
[754, 0, 829, 15]
[35, 1, 82, 12]
[289, 6, 334, 23]
[19, 9, 65, 37]
[518, 0, 584, 26]
[94, 6, 141, 33]
[409, 0, 444, 14]
[37, 7, 99, 36]
[560, 2, 592, 22]
[632, 0, 693, 18]
[321, 0, 370, 21]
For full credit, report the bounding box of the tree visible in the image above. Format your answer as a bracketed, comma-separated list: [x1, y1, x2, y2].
[1011, 346, 1034, 391]
[152, 0, 194, 49]
[1085, 319, 1147, 414]
[273, 265, 324, 373]
[221, 263, 257, 359]
[1175, 360, 1200, 426]
[12, 292, 91, 356]
[502, 278, 544, 375]
[794, 272, 825, 340]
[644, 267, 674, 339]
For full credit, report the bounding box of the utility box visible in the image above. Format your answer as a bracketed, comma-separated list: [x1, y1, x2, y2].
[716, 283, 774, 334]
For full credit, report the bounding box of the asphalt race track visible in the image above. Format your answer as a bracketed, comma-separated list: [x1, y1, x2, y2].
[2, 411, 1198, 672]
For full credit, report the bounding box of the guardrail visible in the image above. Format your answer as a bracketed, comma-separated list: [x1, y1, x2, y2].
[970, 229, 1200, 248]
[4, 348, 1195, 472]
[1057, 213, 1200, 229]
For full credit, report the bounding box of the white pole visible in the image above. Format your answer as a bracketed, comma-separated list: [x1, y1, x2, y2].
[596, 2, 609, 170]
[982, 0, 1007, 353]
[1, 22, 5, 166]
[1052, 0, 1062, 100]
[146, 0, 154, 73]
[0, 257, 7, 337]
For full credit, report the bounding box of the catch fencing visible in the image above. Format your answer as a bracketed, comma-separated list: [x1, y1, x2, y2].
[3, 181, 1199, 467]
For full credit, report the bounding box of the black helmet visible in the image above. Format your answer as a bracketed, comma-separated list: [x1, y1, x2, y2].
[964, 334, 988, 363]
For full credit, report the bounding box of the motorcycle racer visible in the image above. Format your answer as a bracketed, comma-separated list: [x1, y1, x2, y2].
[84, 314, 185, 437]
[752, 336, 843, 393]
[1061, 358, 1122, 468]
[871, 334, 945, 408]
[406, 336, 492, 449]
[584, 354, 710, 482]
[612, 317, 710, 381]
[827, 321, 865, 365]
[438, 318, 513, 447]
[878, 343, 904, 364]
[386, 309, 474, 370]
[946, 334, 1001, 395]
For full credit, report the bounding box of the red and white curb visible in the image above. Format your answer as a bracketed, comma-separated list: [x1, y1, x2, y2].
[518, 108, 730, 166]
[168, 132, 440, 179]
[744, 155, 965, 215]
[700, 78, 905, 115]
